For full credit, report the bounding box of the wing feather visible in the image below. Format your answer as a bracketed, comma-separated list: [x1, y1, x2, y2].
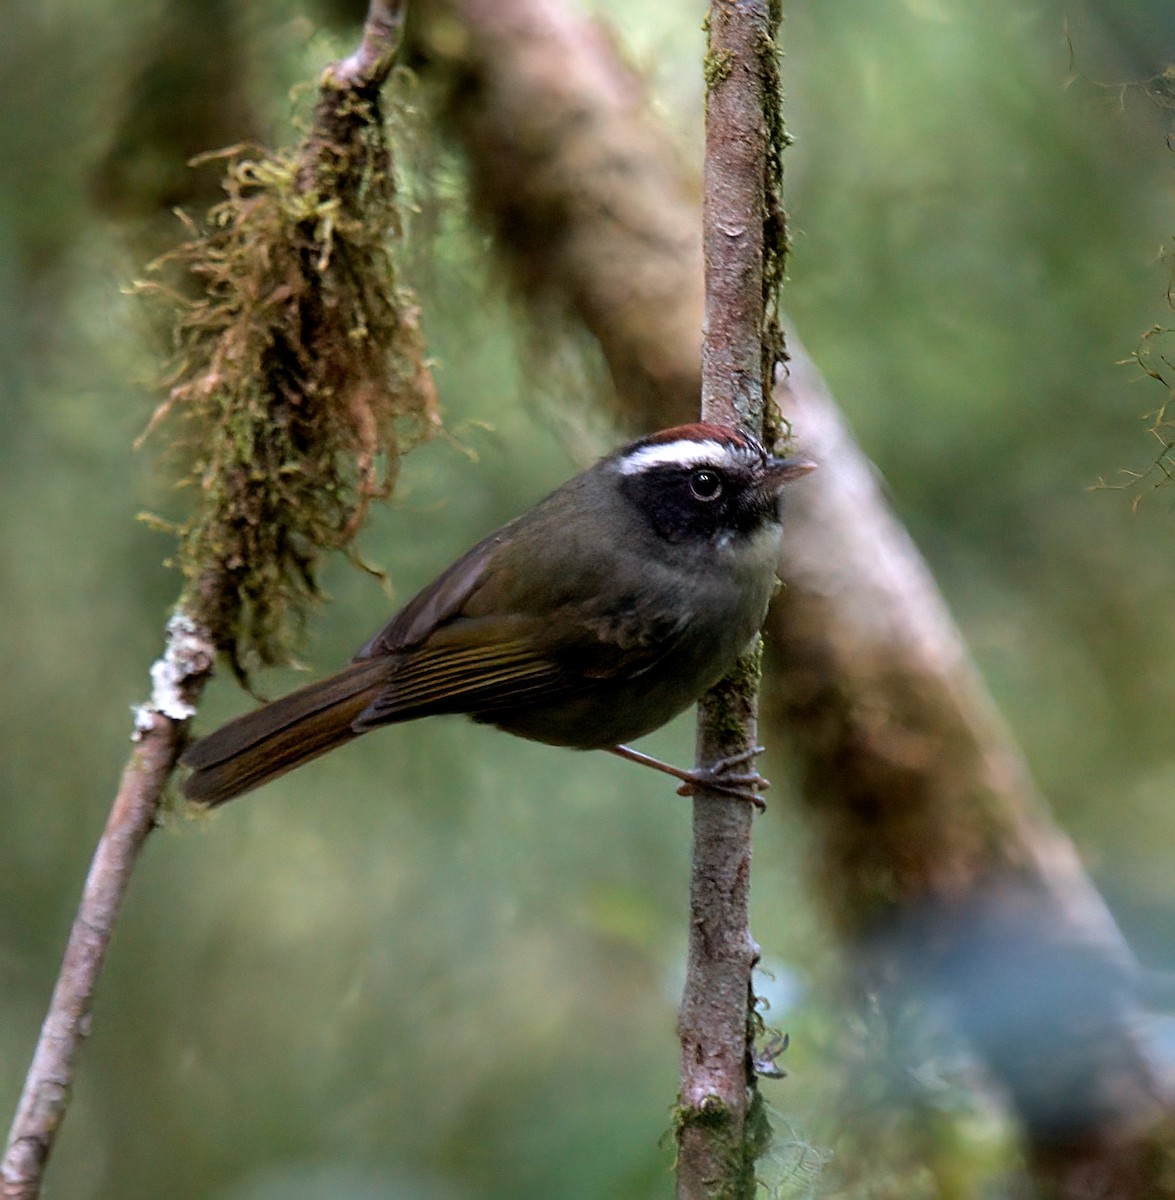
[352, 626, 569, 729]
[353, 533, 505, 659]
[349, 494, 694, 730]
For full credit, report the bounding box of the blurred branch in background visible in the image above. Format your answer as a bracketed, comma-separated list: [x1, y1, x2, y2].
[408, 0, 704, 433]
[91, 0, 261, 233]
[408, 0, 1175, 1194]
[1, 4, 426, 1197]
[771, 351, 1175, 1198]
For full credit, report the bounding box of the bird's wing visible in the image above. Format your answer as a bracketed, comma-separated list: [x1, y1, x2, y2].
[351, 485, 690, 727]
[353, 531, 507, 659]
[351, 605, 686, 731]
[352, 617, 567, 729]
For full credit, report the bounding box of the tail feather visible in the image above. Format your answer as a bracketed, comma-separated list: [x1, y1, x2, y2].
[181, 658, 391, 807]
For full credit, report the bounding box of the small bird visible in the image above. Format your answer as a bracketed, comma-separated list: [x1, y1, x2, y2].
[181, 423, 814, 807]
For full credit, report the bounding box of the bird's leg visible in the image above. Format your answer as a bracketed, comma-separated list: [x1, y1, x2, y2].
[608, 744, 769, 810]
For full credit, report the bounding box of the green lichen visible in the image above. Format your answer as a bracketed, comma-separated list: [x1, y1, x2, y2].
[1116, 319, 1175, 497]
[675, 1094, 735, 1133]
[673, 1088, 770, 1199]
[702, 636, 765, 748]
[705, 47, 736, 93]
[140, 77, 438, 681]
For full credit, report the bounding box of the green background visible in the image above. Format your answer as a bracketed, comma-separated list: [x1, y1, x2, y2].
[2, 1, 1173, 1196]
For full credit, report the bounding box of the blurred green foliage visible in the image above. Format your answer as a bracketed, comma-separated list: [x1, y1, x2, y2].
[1, 1, 1174, 1197]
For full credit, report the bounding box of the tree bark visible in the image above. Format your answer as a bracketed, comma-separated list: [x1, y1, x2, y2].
[675, 3, 781, 1195]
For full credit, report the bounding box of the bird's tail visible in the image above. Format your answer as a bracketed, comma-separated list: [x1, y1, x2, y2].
[181, 658, 392, 807]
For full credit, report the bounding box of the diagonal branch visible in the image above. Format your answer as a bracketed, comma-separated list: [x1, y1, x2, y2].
[1, 615, 214, 1200]
[2, 5, 414, 1197]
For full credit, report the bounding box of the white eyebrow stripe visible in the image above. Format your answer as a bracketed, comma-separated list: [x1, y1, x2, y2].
[617, 439, 738, 475]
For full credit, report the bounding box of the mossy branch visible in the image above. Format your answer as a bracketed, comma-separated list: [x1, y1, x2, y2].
[141, 0, 436, 680]
[3, 7, 424, 1198]
[678, 2, 787, 1197]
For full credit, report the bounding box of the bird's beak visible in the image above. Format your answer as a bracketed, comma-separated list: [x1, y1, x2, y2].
[764, 457, 817, 487]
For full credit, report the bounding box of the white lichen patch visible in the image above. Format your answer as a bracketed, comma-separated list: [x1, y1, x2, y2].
[149, 612, 215, 721]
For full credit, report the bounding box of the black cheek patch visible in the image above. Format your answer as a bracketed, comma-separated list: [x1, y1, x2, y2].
[731, 488, 781, 537]
[619, 467, 731, 543]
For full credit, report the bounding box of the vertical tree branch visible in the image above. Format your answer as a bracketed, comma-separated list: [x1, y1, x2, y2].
[676, 4, 782, 1196]
[2, 614, 215, 1200]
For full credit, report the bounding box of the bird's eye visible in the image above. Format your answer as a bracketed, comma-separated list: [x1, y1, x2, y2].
[689, 468, 723, 501]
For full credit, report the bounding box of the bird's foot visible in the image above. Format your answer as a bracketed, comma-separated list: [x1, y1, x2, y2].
[608, 744, 769, 811]
[674, 746, 770, 810]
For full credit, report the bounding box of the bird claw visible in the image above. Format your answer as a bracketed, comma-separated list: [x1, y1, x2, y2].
[674, 746, 770, 810]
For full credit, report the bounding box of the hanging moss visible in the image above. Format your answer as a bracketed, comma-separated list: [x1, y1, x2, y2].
[1124, 319, 1175, 496]
[141, 75, 438, 681]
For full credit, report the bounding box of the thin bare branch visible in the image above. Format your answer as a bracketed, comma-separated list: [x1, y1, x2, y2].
[2, 615, 214, 1200]
[326, 0, 407, 91]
